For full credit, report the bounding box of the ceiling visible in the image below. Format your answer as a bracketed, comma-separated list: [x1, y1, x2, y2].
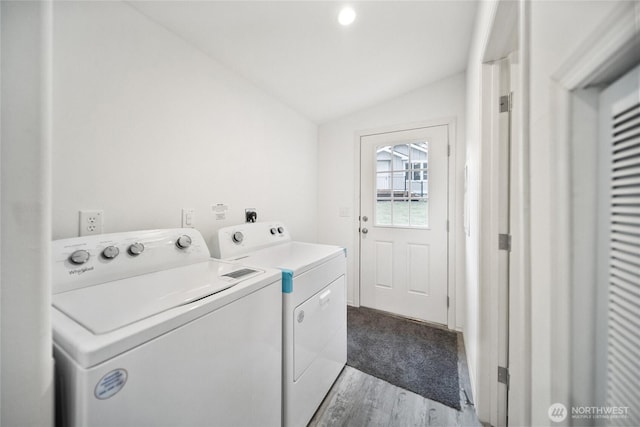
[129, 1, 478, 124]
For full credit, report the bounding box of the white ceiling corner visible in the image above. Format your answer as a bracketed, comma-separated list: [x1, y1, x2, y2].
[129, 1, 478, 123]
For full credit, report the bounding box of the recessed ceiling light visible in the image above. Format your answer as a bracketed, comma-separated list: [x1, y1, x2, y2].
[338, 7, 356, 26]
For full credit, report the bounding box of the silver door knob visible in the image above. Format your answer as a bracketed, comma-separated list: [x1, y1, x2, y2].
[362, 216, 368, 222]
[361, 228, 368, 234]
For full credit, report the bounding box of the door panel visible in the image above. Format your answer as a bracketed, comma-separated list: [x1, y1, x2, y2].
[359, 125, 448, 324]
[408, 243, 430, 295]
[374, 241, 393, 288]
[598, 63, 640, 427]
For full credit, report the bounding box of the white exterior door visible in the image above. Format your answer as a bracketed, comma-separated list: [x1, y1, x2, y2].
[359, 125, 449, 324]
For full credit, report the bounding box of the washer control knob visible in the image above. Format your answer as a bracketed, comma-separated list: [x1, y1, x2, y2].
[69, 249, 90, 265]
[176, 235, 192, 249]
[232, 231, 244, 244]
[270, 228, 277, 235]
[277, 226, 284, 234]
[128, 242, 145, 256]
[102, 246, 120, 260]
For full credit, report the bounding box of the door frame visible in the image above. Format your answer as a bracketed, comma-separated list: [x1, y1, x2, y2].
[478, 56, 516, 427]
[479, 2, 525, 425]
[353, 117, 458, 330]
[544, 0, 640, 419]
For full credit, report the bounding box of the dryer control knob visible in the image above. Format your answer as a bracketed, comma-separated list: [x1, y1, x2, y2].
[277, 226, 284, 234]
[102, 245, 120, 260]
[270, 228, 277, 235]
[128, 242, 145, 256]
[69, 249, 90, 265]
[232, 231, 244, 244]
[176, 235, 192, 249]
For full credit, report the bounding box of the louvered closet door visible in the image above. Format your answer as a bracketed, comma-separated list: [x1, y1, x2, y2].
[607, 73, 640, 427]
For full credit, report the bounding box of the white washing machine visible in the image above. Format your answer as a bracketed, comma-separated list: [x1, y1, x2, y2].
[213, 222, 346, 427]
[52, 228, 282, 427]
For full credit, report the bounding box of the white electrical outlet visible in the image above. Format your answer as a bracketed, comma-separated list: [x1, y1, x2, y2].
[182, 208, 195, 228]
[79, 210, 104, 236]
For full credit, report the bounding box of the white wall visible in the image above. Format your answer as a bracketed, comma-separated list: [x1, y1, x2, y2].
[463, 1, 498, 416]
[1, 1, 54, 425]
[52, 1, 318, 246]
[317, 72, 466, 326]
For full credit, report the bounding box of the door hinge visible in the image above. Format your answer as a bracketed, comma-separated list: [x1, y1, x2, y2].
[447, 145, 451, 157]
[446, 220, 450, 232]
[499, 94, 511, 113]
[447, 296, 450, 308]
[498, 366, 510, 387]
[498, 233, 511, 251]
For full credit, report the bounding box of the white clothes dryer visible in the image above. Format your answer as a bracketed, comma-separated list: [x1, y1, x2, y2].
[52, 228, 282, 427]
[213, 222, 347, 427]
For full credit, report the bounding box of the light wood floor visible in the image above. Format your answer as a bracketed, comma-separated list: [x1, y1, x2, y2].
[308, 334, 481, 427]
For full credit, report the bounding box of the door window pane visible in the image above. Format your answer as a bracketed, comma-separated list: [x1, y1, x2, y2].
[377, 160, 391, 172]
[375, 141, 430, 228]
[392, 200, 411, 226]
[410, 198, 429, 227]
[376, 172, 392, 195]
[376, 200, 392, 226]
[393, 173, 407, 197]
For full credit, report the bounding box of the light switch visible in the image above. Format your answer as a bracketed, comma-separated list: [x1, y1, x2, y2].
[182, 208, 195, 228]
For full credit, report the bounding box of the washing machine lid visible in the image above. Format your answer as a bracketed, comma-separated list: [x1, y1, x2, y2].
[53, 260, 263, 334]
[230, 241, 344, 277]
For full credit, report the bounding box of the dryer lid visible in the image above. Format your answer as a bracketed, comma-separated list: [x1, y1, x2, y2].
[229, 241, 344, 276]
[52, 260, 262, 334]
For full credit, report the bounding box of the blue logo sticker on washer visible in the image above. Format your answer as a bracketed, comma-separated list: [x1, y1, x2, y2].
[281, 269, 294, 293]
[95, 369, 128, 400]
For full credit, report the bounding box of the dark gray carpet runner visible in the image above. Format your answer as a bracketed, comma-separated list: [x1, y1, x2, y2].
[347, 306, 461, 410]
